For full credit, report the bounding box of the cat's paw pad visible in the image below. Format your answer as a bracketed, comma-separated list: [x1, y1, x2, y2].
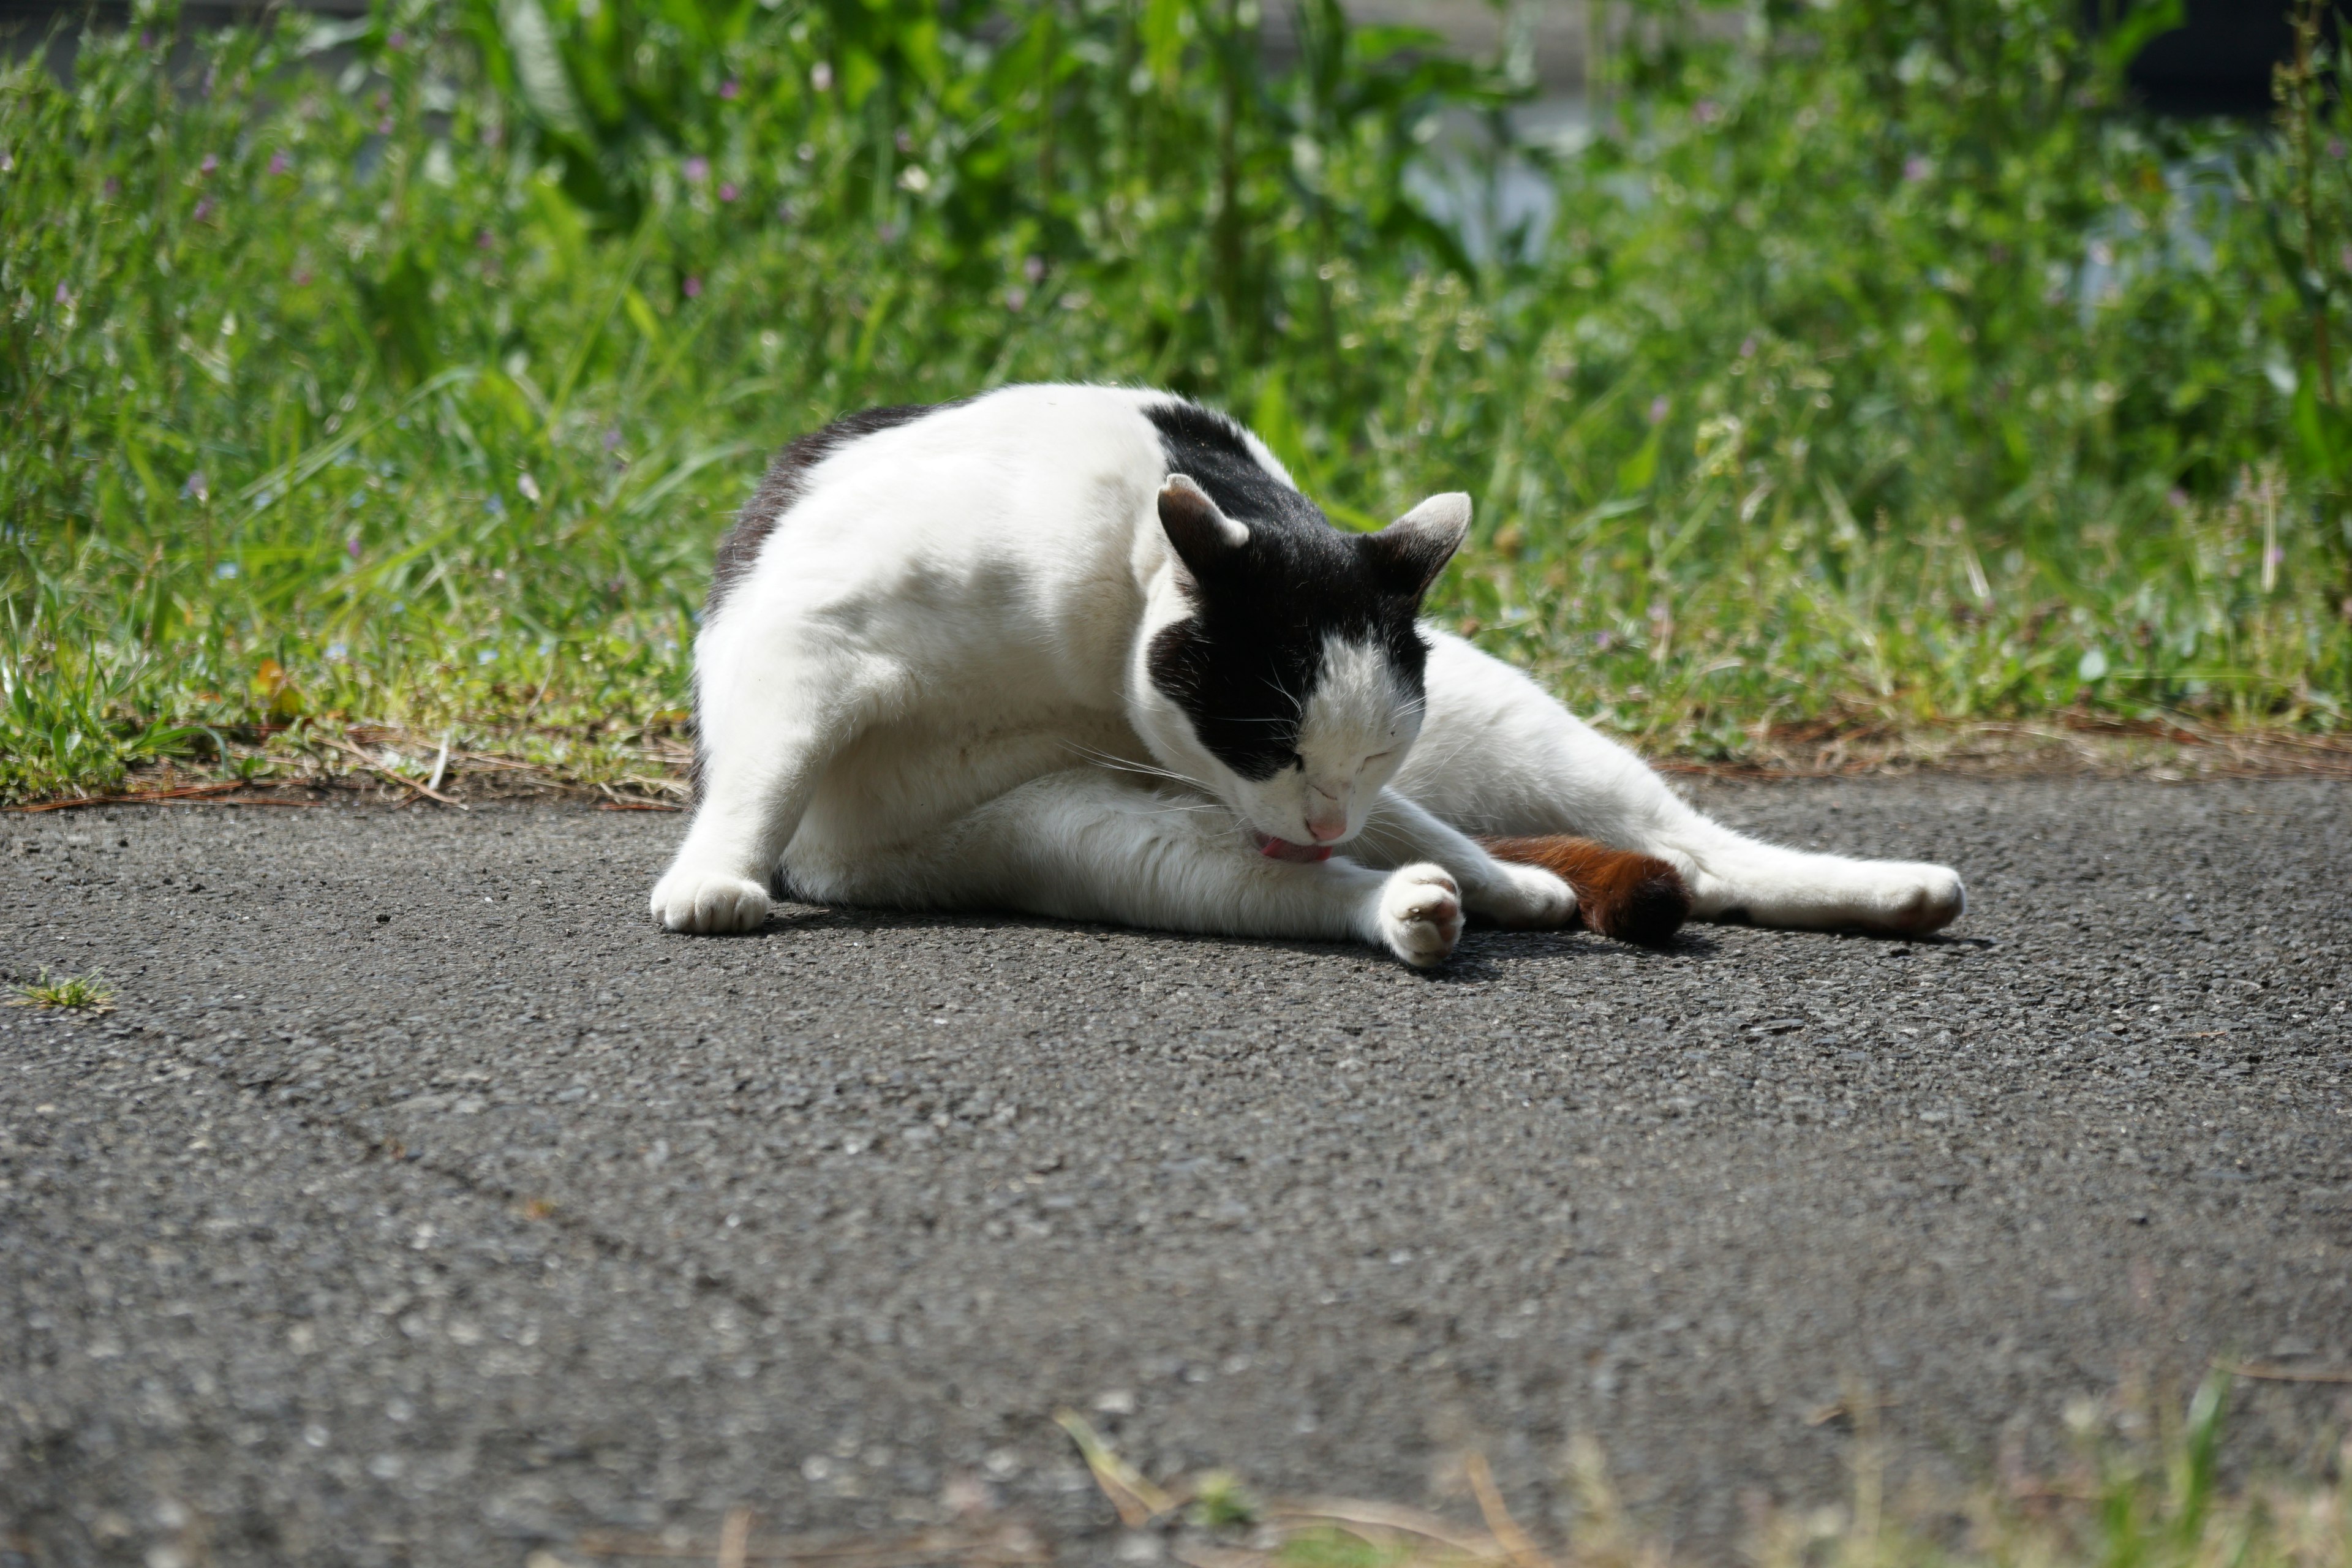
[649, 869, 772, 933]
[1378, 864, 1464, 967]
[1478, 862, 1576, 930]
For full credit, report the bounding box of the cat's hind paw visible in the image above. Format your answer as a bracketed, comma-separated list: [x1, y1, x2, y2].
[1472, 861, 1577, 930]
[1377, 864, 1464, 967]
[649, 868, 772, 933]
[1877, 864, 1965, 937]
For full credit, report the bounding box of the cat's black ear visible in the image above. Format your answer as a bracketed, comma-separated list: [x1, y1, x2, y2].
[1158, 474, 1251, 578]
[1360, 492, 1471, 599]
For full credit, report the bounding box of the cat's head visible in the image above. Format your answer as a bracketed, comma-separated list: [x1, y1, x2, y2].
[1136, 472, 1470, 856]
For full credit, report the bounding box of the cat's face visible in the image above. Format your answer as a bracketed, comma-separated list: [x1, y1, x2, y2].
[1137, 475, 1469, 855]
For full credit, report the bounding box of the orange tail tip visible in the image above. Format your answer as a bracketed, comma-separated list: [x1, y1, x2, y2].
[1478, 835, 1691, 947]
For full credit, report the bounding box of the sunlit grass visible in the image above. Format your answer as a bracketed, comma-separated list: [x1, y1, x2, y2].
[2, 0, 2345, 801]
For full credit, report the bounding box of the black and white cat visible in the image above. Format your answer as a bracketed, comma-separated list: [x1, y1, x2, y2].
[650, 385, 1963, 965]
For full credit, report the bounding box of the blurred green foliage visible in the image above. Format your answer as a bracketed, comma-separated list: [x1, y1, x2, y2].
[1, 0, 2346, 799]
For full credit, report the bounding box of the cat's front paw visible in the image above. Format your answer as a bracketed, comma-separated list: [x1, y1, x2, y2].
[649, 867, 772, 933]
[1377, 864, 1464, 967]
[1472, 861, 1577, 930]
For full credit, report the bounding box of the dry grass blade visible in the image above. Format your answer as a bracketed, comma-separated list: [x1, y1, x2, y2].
[4, 780, 258, 813]
[317, 734, 469, 809]
[1055, 1409, 1178, 1528]
[567, 1519, 1046, 1565]
[718, 1508, 753, 1568]
[1464, 1455, 1553, 1568]
[1170, 1543, 1266, 1568]
[1263, 1498, 1502, 1557]
[2217, 1361, 2352, 1384]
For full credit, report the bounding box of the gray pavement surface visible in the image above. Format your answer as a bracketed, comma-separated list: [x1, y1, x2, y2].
[3, 776, 2349, 1567]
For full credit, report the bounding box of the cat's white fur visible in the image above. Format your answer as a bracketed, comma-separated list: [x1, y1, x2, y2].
[652, 384, 1963, 963]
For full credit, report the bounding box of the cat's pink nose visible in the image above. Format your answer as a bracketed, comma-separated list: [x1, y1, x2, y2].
[1306, 816, 1347, 843]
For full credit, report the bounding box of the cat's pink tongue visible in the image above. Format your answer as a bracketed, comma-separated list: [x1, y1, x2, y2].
[1256, 834, 1332, 864]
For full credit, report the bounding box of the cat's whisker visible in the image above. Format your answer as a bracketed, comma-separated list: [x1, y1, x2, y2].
[1055, 740, 1218, 795]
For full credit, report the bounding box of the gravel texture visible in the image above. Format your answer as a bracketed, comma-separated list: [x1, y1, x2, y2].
[2, 776, 2349, 1566]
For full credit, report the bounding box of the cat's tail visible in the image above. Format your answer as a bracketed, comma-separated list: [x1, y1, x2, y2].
[1477, 836, 1691, 946]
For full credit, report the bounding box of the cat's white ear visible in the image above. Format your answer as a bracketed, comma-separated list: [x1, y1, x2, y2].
[1158, 474, 1251, 576]
[1362, 491, 1471, 598]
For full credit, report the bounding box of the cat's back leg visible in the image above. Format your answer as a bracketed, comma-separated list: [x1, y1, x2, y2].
[1398, 629, 1964, 937]
[813, 767, 1493, 968]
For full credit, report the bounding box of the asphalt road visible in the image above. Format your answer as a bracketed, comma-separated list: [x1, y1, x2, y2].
[3, 777, 2348, 1567]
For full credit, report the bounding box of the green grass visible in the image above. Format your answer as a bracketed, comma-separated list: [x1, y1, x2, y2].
[6, 967, 117, 1012]
[3, 0, 2350, 801]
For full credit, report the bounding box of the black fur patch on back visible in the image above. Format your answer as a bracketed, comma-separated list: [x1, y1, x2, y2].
[1143, 399, 1431, 781]
[707, 402, 956, 617]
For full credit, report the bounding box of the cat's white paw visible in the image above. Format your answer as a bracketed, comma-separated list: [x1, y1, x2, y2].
[1377, 864, 1464, 967]
[649, 867, 772, 933]
[1472, 861, 1577, 930]
[1783, 861, 1966, 935]
[1874, 864, 1965, 936]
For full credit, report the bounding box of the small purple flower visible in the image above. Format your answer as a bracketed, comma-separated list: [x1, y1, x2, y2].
[1902, 155, 1931, 182]
[268, 151, 290, 176]
[720, 78, 740, 100]
[2267, 544, 2285, 568]
[477, 230, 495, 250]
[387, 29, 405, 50]
[1594, 630, 1615, 651]
[199, 153, 218, 175]
[292, 268, 311, 286]
[776, 200, 799, 223]
[1692, 99, 1720, 126]
[377, 118, 394, 134]
[877, 221, 901, 244]
[2331, 137, 2346, 159]
[139, 29, 151, 47]
[104, 176, 121, 197]
[192, 197, 213, 221]
[603, 427, 623, 451]
[1005, 286, 1028, 311]
[1648, 394, 1670, 425]
[347, 537, 363, 560]
[1023, 255, 1046, 284]
[718, 181, 738, 203]
[183, 472, 209, 502]
[2166, 487, 2189, 510]
[53, 282, 70, 306]
[683, 156, 709, 183]
[682, 276, 703, 299]
[1738, 335, 1757, 358]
